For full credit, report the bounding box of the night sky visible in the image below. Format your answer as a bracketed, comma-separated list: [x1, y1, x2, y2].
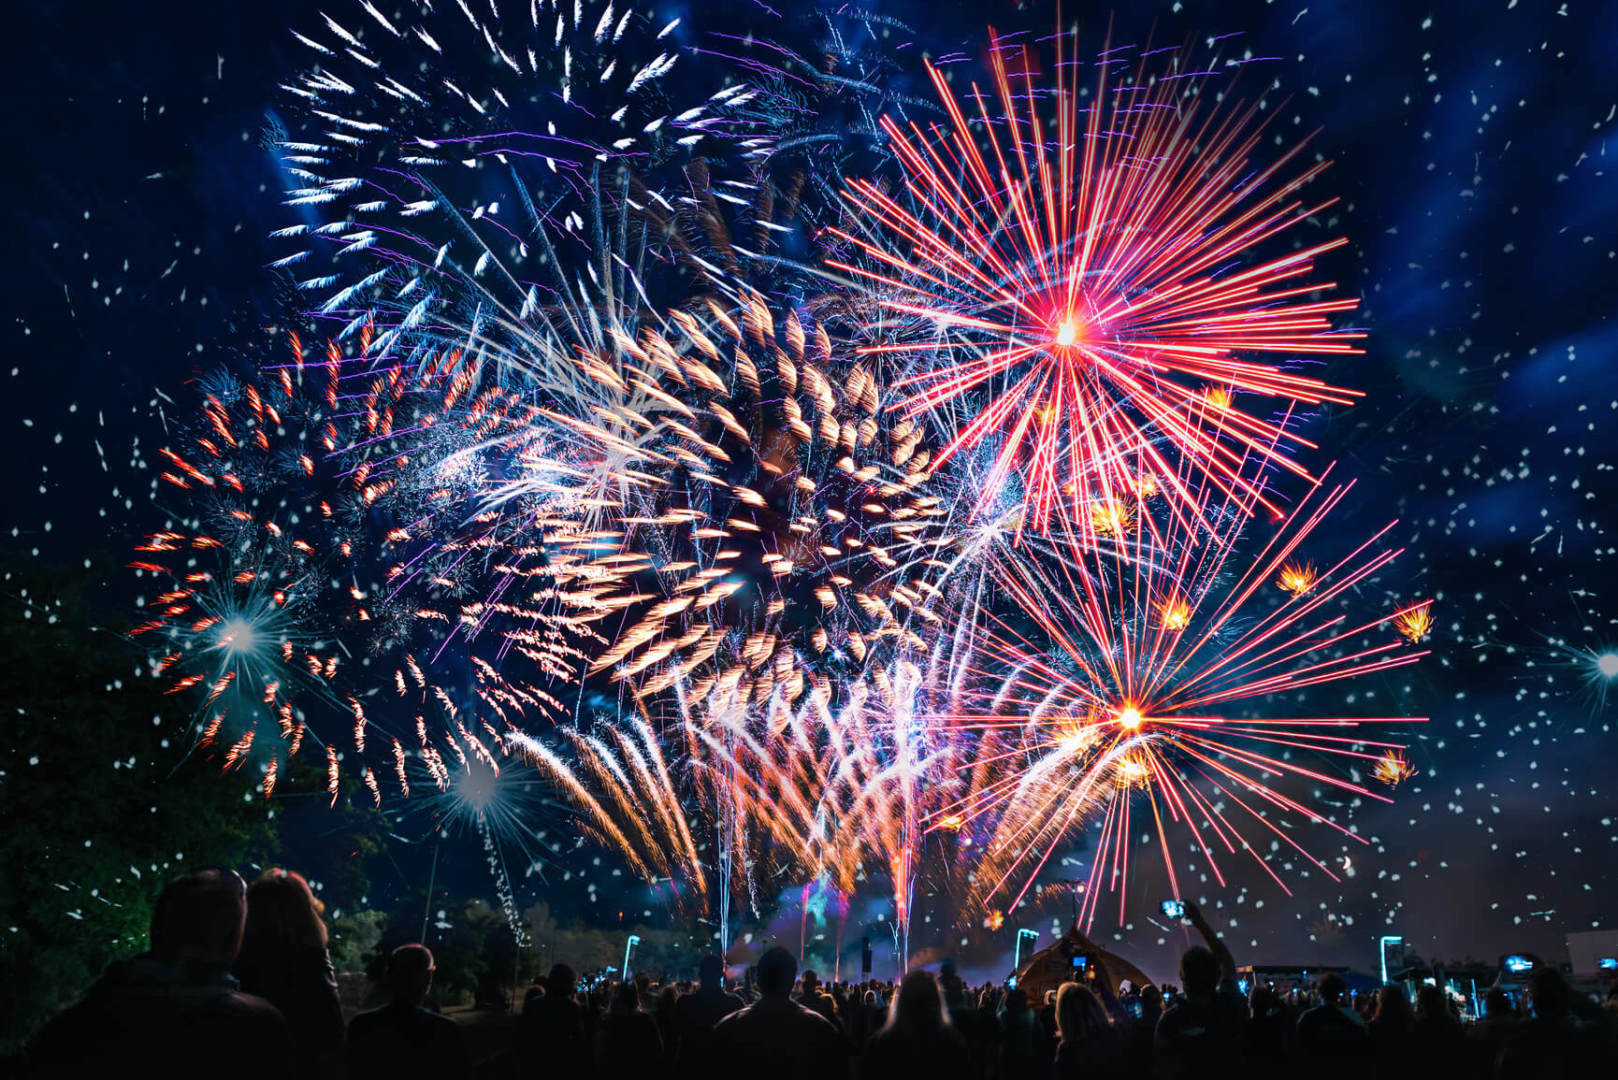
[8, 0, 1616, 983]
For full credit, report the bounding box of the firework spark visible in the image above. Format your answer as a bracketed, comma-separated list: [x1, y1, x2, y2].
[1372, 750, 1417, 786]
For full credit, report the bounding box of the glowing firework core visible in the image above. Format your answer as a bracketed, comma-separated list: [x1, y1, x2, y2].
[1116, 706, 1144, 731]
[217, 617, 258, 655]
[1598, 652, 1618, 679]
[1053, 320, 1080, 348]
[455, 766, 500, 814]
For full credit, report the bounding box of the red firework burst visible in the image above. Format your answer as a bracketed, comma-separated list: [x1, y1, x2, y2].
[829, 29, 1364, 537]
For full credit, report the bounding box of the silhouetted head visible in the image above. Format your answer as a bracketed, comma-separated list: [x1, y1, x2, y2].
[802, 969, 820, 993]
[1374, 985, 1413, 1024]
[1527, 969, 1571, 1020]
[885, 970, 947, 1034]
[1004, 987, 1030, 1014]
[1484, 986, 1513, 1018]
[243, 868, 327, 951]
[387, 944, 435, 1007]
[1140, 983, 1163, 1014]
[1179, 946, 1221, 997]
[150, 868, 248, 968]
[1056, 982, 1110, 1043]
[613, 979, 641, 1013]
[698, 953, 725, 989]
[547, 962, 578, 999]
[1415, 984, 1449, 1021]
[1318, 973, 1347, 1004]
[757, 946, 797, 998]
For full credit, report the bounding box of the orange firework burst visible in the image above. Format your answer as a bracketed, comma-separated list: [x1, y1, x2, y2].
[1394, 602, 1434, 643]
[1089, 498, 1136, 538]
[1373, 750, 1417, 787]
[1157, 598, 1193, 632]
[541, 290, 951, 711]
[829, 30, 1362, 537]
[1276, 561, 1318, 597]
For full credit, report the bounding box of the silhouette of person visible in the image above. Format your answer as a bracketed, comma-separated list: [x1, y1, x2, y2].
[862, 969, 969, 1080]
[1156, 899, 1248, 1078]
[1053, 980, 1127, 1078]
[346, 943, 468, 1080]
[520, 962, 588, 1075]
[234, 868, 344, 1074]
[27, 868, 289, 1079]
[1296, 972, 1369, 1077]
[596, 978, 663, 1077]
[673, 954, 743, 1078]
[710, 946, 847, 1080]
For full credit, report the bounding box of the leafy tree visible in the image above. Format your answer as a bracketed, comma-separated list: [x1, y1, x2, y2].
[0, 558, 276, 1054]
[329, 908, 387, 975]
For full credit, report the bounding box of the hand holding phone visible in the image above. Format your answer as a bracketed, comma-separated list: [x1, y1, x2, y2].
[1161, 899, 1186, 919]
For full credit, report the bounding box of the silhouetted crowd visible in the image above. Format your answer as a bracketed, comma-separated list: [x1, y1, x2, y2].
[23, 867, 1618, 1078]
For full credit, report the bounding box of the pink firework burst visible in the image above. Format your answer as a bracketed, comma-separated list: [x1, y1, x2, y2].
[830, 29, 1364, 537]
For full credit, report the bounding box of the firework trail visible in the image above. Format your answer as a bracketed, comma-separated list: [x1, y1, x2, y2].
[510, 723, 706, 909]
[828, 28, 1363, 538]
[398, 751, 564, 944]
[932, 463, 1428, 925]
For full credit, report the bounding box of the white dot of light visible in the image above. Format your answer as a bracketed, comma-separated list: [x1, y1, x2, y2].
[1597, 651, 1618, 679]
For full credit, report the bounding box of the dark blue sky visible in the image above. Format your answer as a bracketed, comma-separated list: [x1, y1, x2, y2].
[7, 0, 1616, 979]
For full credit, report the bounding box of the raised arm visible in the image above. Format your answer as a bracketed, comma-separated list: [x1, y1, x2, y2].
[1183, 902, 1236, 982]
[1088, 952, 1125, 1020]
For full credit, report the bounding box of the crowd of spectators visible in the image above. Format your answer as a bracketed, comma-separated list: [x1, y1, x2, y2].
[23, 867, 1618, 1078]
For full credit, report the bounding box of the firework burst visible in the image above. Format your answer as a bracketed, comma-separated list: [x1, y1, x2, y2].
[514, 288, 955, 711]
[274, 0, 767, 352]
[828, 30, 1363, 537]
[933, 466, 1428, 924]
[131, 330, 596, 802]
